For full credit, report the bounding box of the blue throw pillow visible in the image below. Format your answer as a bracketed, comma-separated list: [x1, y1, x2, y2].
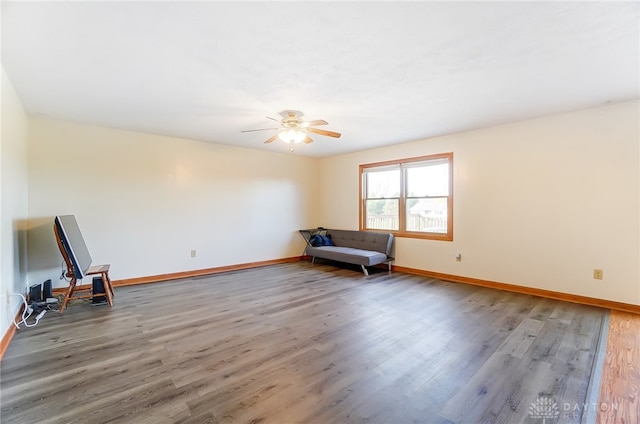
[310, 234, 334, 247]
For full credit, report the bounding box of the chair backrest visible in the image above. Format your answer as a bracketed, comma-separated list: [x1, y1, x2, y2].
[54, 215, 93, 278]
[54, 223, 77, 280]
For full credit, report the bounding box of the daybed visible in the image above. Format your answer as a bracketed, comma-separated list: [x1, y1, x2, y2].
[301, 228, 394, 276]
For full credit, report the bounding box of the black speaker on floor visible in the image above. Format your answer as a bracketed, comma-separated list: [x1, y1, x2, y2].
[92, 276, 107, 305]
[29, 283, 42, 303]
[43, 279, 53, 300]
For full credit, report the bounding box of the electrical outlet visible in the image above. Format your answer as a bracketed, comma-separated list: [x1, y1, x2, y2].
[593, 269, 603, 280]
[191, 249, 197, 258]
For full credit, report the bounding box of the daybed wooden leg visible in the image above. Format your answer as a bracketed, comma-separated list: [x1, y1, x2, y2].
[361, 265, 369, 276]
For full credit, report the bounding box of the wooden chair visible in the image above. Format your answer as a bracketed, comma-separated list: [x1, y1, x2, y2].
[54, 224, 115, 313]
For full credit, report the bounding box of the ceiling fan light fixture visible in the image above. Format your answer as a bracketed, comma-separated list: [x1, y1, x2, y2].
[242, 110, 340, 146]
[278, 129, 306, 144]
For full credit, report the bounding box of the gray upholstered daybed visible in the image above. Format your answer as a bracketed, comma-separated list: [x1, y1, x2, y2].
[302, 229, 394, 276]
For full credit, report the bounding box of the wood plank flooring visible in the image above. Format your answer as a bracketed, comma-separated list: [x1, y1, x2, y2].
[597, 310, 640, 424]
[1, 262, 608, 423]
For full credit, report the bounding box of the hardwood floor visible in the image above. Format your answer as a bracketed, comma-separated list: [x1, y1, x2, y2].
[1, 262, 609, 423]
[597, 311, 640, 424]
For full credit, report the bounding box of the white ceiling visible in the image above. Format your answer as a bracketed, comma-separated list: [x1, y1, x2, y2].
[2, 1, 638, 157]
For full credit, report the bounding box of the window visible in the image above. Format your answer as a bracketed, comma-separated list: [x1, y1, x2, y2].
[360, 153, 453, 240]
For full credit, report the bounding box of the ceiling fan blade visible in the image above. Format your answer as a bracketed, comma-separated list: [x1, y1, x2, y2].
[301, 120, 328, 128]
[241, 127, 279, 133]
[303, 136, 314, 144]
[264, 133, 280, 144]
[307, 127, 341, 138]
[265, 116, 280, 122]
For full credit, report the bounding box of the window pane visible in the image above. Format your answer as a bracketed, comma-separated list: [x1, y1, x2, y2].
[406, 197, 447, 233]
[366, 169, 400, 198]
[365, 199, 399, 230]
[406, 163, 449, 197]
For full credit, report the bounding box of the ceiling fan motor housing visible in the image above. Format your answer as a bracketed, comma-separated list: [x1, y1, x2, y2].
[280, 110, 304, 129]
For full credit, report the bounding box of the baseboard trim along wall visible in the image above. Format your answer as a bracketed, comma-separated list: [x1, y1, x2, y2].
[1, 307, 24, 361]
[393, 265, 640, 315]
[112, 256, 305, 287]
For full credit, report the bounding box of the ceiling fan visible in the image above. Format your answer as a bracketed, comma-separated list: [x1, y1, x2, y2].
[241, 110, 341, 145]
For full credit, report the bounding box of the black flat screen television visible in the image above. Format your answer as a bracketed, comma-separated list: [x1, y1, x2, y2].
[54, 215, 93, 279]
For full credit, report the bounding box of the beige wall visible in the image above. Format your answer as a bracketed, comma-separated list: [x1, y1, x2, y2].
[319, 101, 640, 305]
[1, 67, 29, 337]
[27, 118, 320, 287]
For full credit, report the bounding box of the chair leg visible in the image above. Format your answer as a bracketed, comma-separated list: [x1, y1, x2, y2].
[103, 271, 115, 297]
[101, 272, 114, 307]
[59, 277, 77, 313]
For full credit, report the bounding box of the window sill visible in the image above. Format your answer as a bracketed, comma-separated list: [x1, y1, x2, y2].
[360, 228, 453, 241]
